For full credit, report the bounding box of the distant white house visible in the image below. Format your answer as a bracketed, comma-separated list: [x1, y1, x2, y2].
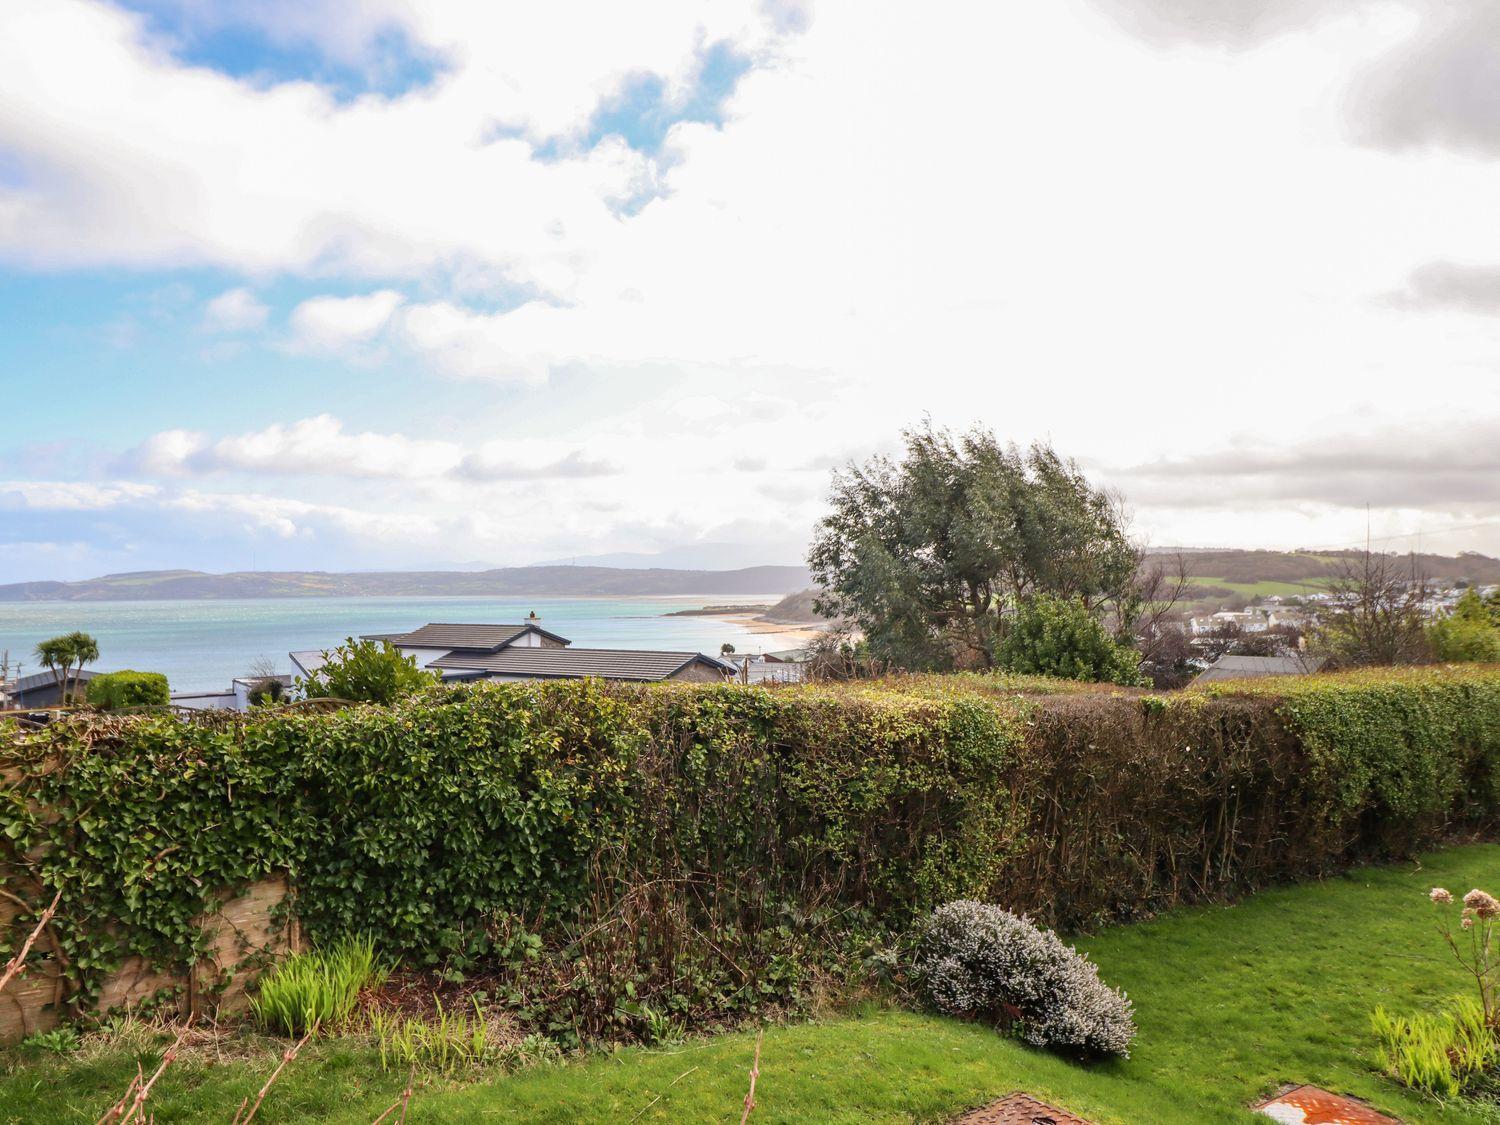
[722, 651, 807, 684]
[1188, 607, 1309, 636]
[171, 674, 293, 712]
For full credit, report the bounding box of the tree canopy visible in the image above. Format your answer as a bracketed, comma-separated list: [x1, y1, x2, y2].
[808, 423, 1140, 671]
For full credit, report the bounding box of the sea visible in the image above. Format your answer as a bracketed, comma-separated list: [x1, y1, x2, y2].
[0, 595, 797, 693]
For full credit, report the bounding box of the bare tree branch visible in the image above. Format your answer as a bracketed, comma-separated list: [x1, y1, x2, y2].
[0, 888, 62, 997]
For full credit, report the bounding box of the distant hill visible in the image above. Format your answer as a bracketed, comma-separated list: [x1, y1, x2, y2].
[759, 589, 829, 624]
[5, 548, 1493, 606]
[0, 565, 815, 603]
[1147, 548, 1500, 587]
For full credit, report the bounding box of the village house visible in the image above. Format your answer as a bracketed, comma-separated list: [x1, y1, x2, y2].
[290, 619, 734, 686]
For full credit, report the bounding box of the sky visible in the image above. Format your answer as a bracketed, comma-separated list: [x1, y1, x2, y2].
[2, 0, 1499, 583]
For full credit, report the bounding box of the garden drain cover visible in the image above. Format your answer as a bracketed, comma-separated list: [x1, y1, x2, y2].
[952, 1092, 1092, 1124]
[1253, 1085, 1398, 1124]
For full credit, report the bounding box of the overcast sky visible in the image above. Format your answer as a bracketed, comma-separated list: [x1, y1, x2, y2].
[1, 0, 1498, 581]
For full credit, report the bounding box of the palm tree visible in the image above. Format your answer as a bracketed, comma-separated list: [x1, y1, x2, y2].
[32, 632, 100, 705]
[63, 632, 99, 704]
[33, 636, 71, 705]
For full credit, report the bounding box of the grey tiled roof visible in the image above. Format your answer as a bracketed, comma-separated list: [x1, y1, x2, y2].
[379, 622, 571, 651]
[431, 647, 731, 682]
[12, 668, 100, 693]
[1193, 653, 1327, 683]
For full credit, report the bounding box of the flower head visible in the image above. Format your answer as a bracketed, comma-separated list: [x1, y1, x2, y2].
[1463, 917, 1476, 930]
[1431, 887, 1454, 905]
[1464, 889, 1500, 919]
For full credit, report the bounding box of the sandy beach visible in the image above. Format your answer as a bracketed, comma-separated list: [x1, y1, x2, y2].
[695, 611, 825, 652]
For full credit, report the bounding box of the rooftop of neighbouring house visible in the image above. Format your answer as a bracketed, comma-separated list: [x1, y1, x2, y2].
[292, 620, 732, 685]
[1193, 653, 1328, 684]
[367, 621, 572, 651]
[430, 647, 733, 683]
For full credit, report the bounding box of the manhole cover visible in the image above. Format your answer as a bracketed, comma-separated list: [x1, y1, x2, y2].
[952, 1092, 1093, 1124]
[1253, 1084, 1399, 1124]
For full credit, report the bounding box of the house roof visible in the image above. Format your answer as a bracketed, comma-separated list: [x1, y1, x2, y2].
[430, 647, 732, 682]
[288, 650, 328, 678]
[374, 622, 572, 651]
[1193, 653, 1327, 684]
[12, 668, 101, 693]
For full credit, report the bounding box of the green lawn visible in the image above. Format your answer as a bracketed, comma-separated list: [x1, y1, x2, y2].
[4, 844, 1498, 1123]
[1190, 576, 1335, 599]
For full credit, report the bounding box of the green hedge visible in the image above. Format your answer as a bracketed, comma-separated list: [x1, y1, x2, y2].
[3, 666, 1499, 1034]
[84, 670, 170, 710]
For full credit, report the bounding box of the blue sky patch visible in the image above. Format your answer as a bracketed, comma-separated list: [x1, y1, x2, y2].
[117, 3, 444, 100]
[517, 38, 755, 164]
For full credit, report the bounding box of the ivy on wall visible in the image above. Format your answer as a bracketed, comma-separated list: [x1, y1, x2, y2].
[2, 666, 1498, 1028]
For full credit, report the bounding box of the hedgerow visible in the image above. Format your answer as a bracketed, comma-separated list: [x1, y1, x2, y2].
[2, 666, 1498, 1040]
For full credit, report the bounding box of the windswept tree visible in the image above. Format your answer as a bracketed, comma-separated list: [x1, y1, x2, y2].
[809, 423, 1140, 671]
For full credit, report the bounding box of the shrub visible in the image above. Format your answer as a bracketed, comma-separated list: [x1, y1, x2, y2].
[295, 637, 438, 705]
[250, 936, 386, 1037]
[1430, 592, 1500, 663]
[85, 670, 169, 710]
[913, 900, 1136, 1056]
[997, 594, 1145, 686]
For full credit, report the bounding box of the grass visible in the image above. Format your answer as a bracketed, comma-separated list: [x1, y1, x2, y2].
[1190, 576, 1335, 599]
[4, 844, 1500, 1123]
[249, 935, 386, 1037]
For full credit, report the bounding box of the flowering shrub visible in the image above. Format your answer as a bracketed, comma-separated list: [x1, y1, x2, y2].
[913, 900, 1136, 1056]
[1371, 886, 1500, 1098]
[1430, 885, 1500, 1026]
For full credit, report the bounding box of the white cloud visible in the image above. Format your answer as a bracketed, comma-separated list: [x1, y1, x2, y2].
[0, 479, 159, 511]
[0, 0, 786, 282]
[287, 290, 406, 353]
[453, 447, 616, 481]
[122, 415, 618, 483]
[201, 286, 269, 332]
[394, 300, 552, 383]
[5, 0, 1500, 567]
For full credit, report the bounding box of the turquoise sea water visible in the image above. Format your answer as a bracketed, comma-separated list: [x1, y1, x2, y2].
[0, 595, 792, 693]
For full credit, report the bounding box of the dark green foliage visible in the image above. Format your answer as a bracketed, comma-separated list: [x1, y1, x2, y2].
[0, 712, 302, 1013]
[295, 637, 439, 704]
[997, 594, 1145, 685]
[3, 667, 1498, 1041]
[85, 670, 170, 711]
[1430, 590, 1500, 663]
[808, 422, 1139, 671]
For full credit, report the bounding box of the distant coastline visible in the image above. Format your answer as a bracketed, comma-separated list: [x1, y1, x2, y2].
[0, 564, 814, 603]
